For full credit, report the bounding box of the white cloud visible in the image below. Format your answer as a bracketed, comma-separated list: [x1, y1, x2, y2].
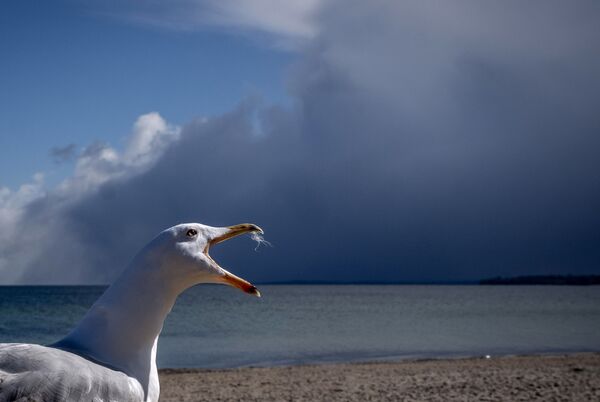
[0, 173, 45, 236]
[0, 173, 46, 282]
[125, 112, 180, 166]
[205, 0, 320, 40]
[0, 113, 180, 283]
[55, 112, 180, 196]
[90, 0, 322, 49]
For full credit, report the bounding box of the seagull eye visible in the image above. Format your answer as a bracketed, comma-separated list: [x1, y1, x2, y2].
[186, 229, 198, 237]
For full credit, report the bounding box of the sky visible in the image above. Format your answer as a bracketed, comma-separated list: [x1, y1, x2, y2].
[0, 0, 292, 188]
[1, 0, 599, 284]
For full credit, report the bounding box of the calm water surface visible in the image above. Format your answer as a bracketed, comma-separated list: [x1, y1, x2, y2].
[1, 285, 599, 368]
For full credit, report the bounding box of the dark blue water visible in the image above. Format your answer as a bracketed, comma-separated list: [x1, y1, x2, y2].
[1, 285, 599, 368]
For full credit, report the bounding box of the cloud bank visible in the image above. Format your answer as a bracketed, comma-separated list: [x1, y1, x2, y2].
[2, 1, 599, 284]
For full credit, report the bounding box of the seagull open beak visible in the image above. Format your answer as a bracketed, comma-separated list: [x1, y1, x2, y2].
[205, 223, 263, 297]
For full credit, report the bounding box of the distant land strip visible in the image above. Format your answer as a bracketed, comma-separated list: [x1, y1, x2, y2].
[480, 275, 600, 285]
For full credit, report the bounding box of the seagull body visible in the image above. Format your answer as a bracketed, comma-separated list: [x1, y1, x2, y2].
[0, 344, 145, 401]
[0, 223, 262, 402]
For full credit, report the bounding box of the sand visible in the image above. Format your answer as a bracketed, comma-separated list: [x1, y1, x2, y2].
[159, 353, 600, 401]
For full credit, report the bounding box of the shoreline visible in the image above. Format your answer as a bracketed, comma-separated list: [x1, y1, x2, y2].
[159, 352, 600, 401]
[158, 349, 600, 371]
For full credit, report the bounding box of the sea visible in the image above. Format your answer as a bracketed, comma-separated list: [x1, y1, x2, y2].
[1, 285, 599, 368]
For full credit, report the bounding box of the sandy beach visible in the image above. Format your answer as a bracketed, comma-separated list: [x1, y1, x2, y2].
[159, 353, 600, 401]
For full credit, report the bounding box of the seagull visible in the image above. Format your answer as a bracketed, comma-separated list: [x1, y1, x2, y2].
[0, 222, 263, 402]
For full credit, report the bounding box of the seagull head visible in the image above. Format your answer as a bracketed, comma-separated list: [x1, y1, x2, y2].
[139, 222, 263, 297]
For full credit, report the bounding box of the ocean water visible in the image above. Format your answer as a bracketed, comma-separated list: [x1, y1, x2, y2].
[1, 285, 599, 368]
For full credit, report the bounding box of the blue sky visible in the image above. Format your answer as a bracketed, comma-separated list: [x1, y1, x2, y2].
[0, 0, 291, 188]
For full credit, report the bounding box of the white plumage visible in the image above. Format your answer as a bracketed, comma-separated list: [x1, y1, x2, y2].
[0, 344, 144, 401]
[0, 222, 262, 402]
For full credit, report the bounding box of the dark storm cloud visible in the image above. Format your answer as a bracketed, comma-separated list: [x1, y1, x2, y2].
[4, 1, 600, 284]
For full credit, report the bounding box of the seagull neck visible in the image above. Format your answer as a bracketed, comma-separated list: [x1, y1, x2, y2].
[90, 269, 178, 350]
[55, 260, 185, 400]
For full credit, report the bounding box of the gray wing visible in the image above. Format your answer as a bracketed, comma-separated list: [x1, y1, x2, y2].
[0, 343, 144, 402]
